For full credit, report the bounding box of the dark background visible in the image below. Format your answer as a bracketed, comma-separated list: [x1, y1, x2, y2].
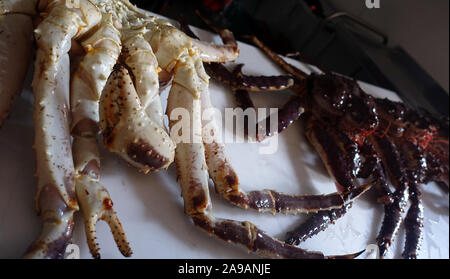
[129, 0, 449, 117]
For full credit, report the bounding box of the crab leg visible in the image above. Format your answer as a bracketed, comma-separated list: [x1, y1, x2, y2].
[285, 140, 389, 245]
[286, 203, 353, 245]
[23, 0, 101, 259]
[180, 11, 238, 63]
[0, 0, 34, 126]
[70, 14, 132, 259]
[402, 183, 423, 259]
[370, 135, 409, 258]
[188, 16, 239, 63]
[393, 140, 426, 259]
[244, 35, 308, 81]
[206, 62, 294, 92]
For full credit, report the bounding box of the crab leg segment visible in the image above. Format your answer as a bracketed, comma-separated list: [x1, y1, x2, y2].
[187, 10, 236, 63]
[0, 0, 34, 126]
[206, 62, 294, 92]
[70, 14, 132, 258]
[370, 135, 409, 258]
[24, 0, 101, 259]
[286, 203, 352, 245]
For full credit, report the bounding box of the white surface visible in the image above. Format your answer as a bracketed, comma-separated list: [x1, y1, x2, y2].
[0, 15, 448, 259]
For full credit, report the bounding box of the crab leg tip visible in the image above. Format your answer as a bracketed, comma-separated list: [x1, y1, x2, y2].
[326, 249, 365, 259]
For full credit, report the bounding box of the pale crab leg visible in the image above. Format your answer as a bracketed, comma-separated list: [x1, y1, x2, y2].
[24, 0, 101, 259]
[189, 9, 238, 63]
[191, 37, 239, 63]
[178, 12, 238, 63]
[119, 27, 176, 171]
[70, 14, 132, 259]
[0, 0, 35, 126]
[164, 47, 360, 258]
[197, 56, 371, 215]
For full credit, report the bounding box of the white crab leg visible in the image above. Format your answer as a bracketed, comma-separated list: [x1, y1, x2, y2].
[0, 0, 35, 126]
[192, 39, 239, 63]
[24, 0, 101, 259]
[71, 14, 132, 259]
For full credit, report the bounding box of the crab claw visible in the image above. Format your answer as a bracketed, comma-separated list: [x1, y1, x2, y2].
[100, 65, 175, 173]
[76, 176, 132, 259]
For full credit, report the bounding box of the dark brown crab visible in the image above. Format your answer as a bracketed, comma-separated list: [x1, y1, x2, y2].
[251, 38, 448, 259]
[183, 14, 448, 258]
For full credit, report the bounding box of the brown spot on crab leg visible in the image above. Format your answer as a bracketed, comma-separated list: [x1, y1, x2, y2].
[359, 142, 393, 205]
